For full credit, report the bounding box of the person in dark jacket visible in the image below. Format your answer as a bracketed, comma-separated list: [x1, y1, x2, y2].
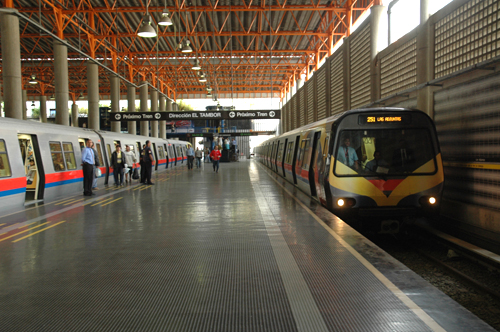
[110, 144, 125, 186]
[142, 140, 154, 185]
[140, 144, 146, 183]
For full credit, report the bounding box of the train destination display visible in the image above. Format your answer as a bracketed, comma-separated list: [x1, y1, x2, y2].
[110, 110, 280, 121]
[358, 114, 411, 125]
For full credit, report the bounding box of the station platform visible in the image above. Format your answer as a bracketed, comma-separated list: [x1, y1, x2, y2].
[0, 160, 495, 332]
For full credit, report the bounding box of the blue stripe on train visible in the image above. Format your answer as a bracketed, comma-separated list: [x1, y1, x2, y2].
[45, 178, 82, 188]
[0, 187, 26, 197]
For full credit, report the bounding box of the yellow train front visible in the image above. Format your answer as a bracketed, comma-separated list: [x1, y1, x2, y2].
[256, 108, 444, 233]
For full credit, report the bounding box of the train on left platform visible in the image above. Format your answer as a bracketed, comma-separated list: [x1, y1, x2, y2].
[256, 107, 444, 233]
[0, 117, 189, 213]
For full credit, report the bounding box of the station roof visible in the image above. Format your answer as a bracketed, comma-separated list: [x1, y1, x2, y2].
[1, 0, 375, 101]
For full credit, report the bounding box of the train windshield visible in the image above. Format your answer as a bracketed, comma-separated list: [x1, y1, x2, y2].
[334, 129, 436, 176]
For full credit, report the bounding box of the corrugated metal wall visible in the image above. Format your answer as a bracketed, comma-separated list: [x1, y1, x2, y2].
[434, 73, 500, 212]
[330, 46, 344, 115]
[299, 86, 306, 127]
[307, 77, 315, 124]
[380, 37, 417, 98]
[350, 24, 372, 109]
[316, 67, 327, 120]
[291, 95, 296, 130]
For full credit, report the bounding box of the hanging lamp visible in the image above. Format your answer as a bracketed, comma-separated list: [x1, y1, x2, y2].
[158, 9, 173, 26]
[31, 101, 35, 107]
[138, 14, 157, 38]
[181, 40, 192, 53]
[198, 72, 207, 82]
[191, 58, 201, 70]
[29, 75, 38, 85]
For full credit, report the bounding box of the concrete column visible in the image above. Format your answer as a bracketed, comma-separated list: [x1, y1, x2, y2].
[71, 103, 78, 127]
[87, 61, 99, 130]
[288, 88, 292, 102]
[54, 41, 69, 125]
[296, 78, 304, 90]
[127, 85, 137, 135]
[173, 103, 178, 111]
[22, 90, 27, 120]
[40, 95, 47, 123]
[140, 81, 149, 137]
[159, 95, 166, 139]
[370, 5, 386, 103]
[1, 13, 22, 119]
[417, 0, 434, 118]
[166, 99, 173, 111]
[110, 75, 121, 133]
[150, 90, 158, 138]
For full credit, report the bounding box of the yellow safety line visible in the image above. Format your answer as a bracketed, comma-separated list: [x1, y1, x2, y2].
[443, 161, 500, 170]
[12, 221, 66, 243]
[63, 198, 84, 206]
[0, 222, 50, 243]
[50, 195, 78, 204]
[133, 186, 144, 191]
[0, 223, 5, 227]
[139, 186, 152, 191]
[90, 197, 115, 206]
[101, 197, 123, 206]
[55, 198, 78, 205]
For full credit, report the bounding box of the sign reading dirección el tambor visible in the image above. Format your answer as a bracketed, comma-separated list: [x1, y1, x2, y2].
[109, 110, 281, 121]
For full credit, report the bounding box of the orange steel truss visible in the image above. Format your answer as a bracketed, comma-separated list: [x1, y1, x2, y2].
[2, 0, 375, 101]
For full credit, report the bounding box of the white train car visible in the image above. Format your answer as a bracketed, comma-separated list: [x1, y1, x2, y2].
[0, 117, 190, 214]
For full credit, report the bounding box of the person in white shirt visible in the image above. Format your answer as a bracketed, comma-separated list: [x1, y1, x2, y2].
[124, 145, 138, 183]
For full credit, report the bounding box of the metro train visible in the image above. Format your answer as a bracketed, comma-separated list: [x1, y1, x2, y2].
[256, 108, 444, 232]
[0, 117, 189, 213]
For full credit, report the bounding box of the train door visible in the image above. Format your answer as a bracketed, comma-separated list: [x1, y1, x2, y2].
[270, 142, 276, 169]
[18, 134, 45, 201]
[273, 141, 280, 173]
[291, 136, 300, 184]
[281, 139, 288, 177]
[152, 143, 158, 171]
[317, 132, 332, 207]
[308, 131, 321, 198]
[163, 143, 170, 168]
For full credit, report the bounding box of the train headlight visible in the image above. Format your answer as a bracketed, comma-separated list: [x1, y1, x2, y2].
[337, 199, 345, 207]
[337, 198, 356, 208]
[429, 197, 436, 205]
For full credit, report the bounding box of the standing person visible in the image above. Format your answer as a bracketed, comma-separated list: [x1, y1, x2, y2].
[143, 140, 154, 185]
[140, 144, 146, 183]
[204, 147, 210, 163]
[111, 145, 125, 186]
[124, 145, 137, 183]
[195, 147, 203, 168]
[209, 145, 222, 173]
[91, 142, 100, 190]
[336, 137, 359, 171]
[186, 145, 195, 170]
[81, 140, 95, 196]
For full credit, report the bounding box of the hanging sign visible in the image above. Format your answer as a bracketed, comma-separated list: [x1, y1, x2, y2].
[109, 110, 281, 121]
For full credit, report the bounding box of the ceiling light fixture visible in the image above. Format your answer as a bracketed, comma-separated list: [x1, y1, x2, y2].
[138, 14, 157, 38]
[29, 75, 38, 85]
[192, 58, 201, 70]
[158, 9, 173, 26]
[206, 85, 212, 92]
[182, 40, 193, 53]
[31, 101, 35, 107]
[198, 72, 207, 82]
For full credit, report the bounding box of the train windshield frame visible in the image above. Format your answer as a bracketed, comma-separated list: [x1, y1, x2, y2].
[333, 128, 438, 177]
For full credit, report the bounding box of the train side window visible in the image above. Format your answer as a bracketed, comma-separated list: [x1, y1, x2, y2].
[158, 146, 165, 159]
[0, 140, 12, 177]
[50, 142, 66, 171]
[297, 139, 308, 168]
[301, 140, 310, 169]
[95, 143, 104, 166]
[277, 142, 284, 161]
[285, 142, 294, 164]
[63, 142, 77, 170]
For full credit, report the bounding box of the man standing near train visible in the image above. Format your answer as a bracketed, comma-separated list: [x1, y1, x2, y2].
[81, 140, 95, 196]
[143, 140, 154, 185]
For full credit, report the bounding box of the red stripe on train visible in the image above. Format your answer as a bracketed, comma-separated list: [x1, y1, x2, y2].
[45, 170, 83, 184]
[0, 177, 26, 191]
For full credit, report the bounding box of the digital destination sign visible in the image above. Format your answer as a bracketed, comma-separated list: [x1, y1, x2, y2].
[359, 114, 411, 125]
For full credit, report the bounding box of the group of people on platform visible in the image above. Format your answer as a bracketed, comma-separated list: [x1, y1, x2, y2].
[81, 140, 155, 196]
[186, 145, 222, 173]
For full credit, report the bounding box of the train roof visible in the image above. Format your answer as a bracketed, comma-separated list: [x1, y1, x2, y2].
[260, 107, 424, 145]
